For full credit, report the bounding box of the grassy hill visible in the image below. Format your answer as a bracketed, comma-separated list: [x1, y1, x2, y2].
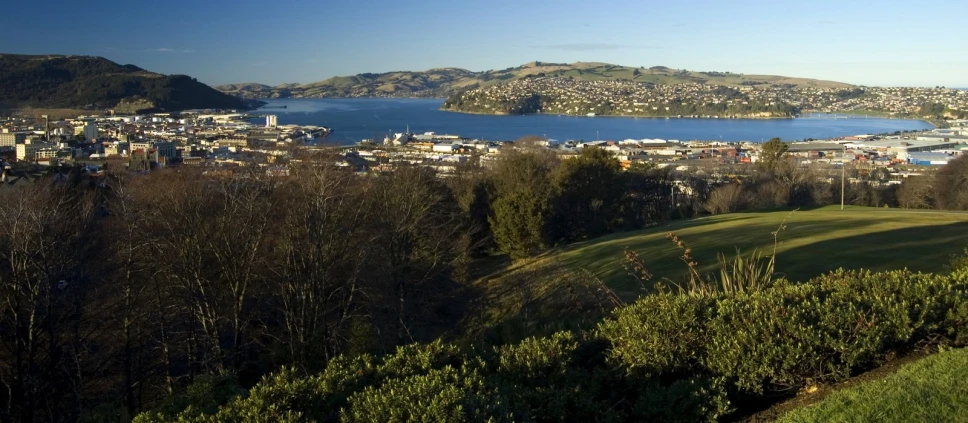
[473, 206, 968, 338]
[217, 61, 853, 99]
[777, 347, 968, 422]
[0, 54, 247, 113]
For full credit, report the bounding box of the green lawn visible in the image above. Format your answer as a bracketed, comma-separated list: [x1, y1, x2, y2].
[559, 206, 968, 300]
[471, 206, 968, 340]
[778, 348, 968, 422]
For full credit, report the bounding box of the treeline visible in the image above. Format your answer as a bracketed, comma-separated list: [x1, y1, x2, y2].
[0, 147, 674, 422]
[0, 163, 471, 422]
[703, 142, 968, 214]
[484, 147, 676, 257]
[895, 155, 968, 210]
[441, 92, 546, 115]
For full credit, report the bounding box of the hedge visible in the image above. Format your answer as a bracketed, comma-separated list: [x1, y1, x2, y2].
[137, 268, 968, 422]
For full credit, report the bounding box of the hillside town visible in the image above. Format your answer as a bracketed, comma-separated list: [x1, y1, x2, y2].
[3, 110, 967, 189]
[442, 77, 968, 121]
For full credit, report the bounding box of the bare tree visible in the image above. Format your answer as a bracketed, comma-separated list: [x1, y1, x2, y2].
[271, 162, 375, 368]
[0, 182, 96, 422]
[897, 175, 936, 209]
[137, 168, 273, 375]
[934, 155, 968, 210]
[704, 183, 746, 214]
[366, 166, 467, 343]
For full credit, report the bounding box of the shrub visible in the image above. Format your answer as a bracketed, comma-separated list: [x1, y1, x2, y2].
[133, 374, 245, 422]
[377, 341, 467, 380]
[493, 332, 624, 422]
[705, 281, 840, 393]
[627, 376, 731, 422]
[136, 269, 968, 422]
[341, 366, 506, 423]
[948, 247, 968, 273]
[596, 293, 714, 376]
[496, 332, 577, 380]
[705, 270, 967, 394]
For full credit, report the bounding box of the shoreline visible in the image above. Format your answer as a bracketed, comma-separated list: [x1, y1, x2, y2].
[804, 110, 939, 129]
[437, 108, 795, 120]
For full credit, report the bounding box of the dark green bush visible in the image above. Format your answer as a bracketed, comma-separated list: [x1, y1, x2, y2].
[136, 269, 968, 422]
[596, 293, 714, 376]
[377, 341, 467, 380]
[493, 332, 625, 422]
[131, 373, 244, 422]
[627, 376, 731, 422]
[342, 366, 505, 423]
[704, 282, 831, 393]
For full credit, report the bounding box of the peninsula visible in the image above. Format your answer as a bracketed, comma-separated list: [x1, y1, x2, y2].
[215, 61, 853, 99]
[217, 61, 967, 124]
[439, 76, 967, 124]
[0, 54, 254, 115]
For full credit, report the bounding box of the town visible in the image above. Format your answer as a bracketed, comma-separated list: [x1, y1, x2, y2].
[2, 108, 967, 187]
[442, 77, 968, 124]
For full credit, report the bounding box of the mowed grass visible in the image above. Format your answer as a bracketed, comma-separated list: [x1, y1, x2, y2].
[778, 348, 968, 423]
[555, 206, 968, 300]
[471, 206, 968, 340]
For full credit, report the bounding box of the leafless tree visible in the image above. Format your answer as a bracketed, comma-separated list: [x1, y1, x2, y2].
[897, 175, 936, 209]
[704, 183, 747, 214]
[0, 182, 96, 422]
[366, 166, 467, 343]
[271, 162, 375, 367]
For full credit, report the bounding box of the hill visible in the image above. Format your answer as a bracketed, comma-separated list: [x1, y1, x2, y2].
[216, 61, 853, 99]
[473, 206, 968, 337]
[0, 54, 248, 113]
[777, 347, 968, 422]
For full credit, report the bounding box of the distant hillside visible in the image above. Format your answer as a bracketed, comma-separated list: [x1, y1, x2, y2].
[218, 61, 854, 99]
[0, 54, 248, 113]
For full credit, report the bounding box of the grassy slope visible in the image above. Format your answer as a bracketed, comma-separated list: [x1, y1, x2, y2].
[471, 207, 968, 338]
[778, 347, 968, 423]
[562, 206, 968, 299]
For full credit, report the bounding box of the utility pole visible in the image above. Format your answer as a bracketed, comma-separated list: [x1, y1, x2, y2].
[841, 147, 846, 210]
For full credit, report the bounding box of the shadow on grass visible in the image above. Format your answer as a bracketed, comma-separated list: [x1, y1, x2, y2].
[463, 212, 968, 345]
[562, 217, 891, 298]
[777, 221, 968, 281]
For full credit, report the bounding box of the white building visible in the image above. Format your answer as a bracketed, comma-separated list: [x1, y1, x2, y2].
[131, 141, 177, 159]
[0, 130, 28, 147]
[266, 115, 278, 128]
[16, 142, 57, 161]
[83, 123, 98, 141]
[432, 143, 459, 153]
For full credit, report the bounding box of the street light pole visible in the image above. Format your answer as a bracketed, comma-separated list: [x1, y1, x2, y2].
[841, 146, 846, 210]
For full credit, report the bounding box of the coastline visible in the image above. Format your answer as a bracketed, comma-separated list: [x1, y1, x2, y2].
[804, 110, 939, 129]
[438, 107, 795, 120]
[252, 98, 938, 143]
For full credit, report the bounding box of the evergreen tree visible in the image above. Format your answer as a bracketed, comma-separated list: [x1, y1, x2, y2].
[550, 147, 625, 242]
[488, 149, 557, 258]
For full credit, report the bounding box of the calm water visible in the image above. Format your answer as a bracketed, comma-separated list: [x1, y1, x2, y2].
[256, 98, 934, 144]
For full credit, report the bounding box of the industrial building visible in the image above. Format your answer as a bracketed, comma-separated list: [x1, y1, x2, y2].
[848, 139, 962, 160]
[0, 130, 28, 147]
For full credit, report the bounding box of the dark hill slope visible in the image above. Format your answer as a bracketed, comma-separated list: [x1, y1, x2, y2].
[0, 54, 246, 112]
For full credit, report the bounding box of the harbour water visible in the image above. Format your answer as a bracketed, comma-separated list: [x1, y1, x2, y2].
[255, 98, 935, 144]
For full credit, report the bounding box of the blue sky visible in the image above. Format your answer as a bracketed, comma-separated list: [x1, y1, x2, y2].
[1, 0, 965, 87]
